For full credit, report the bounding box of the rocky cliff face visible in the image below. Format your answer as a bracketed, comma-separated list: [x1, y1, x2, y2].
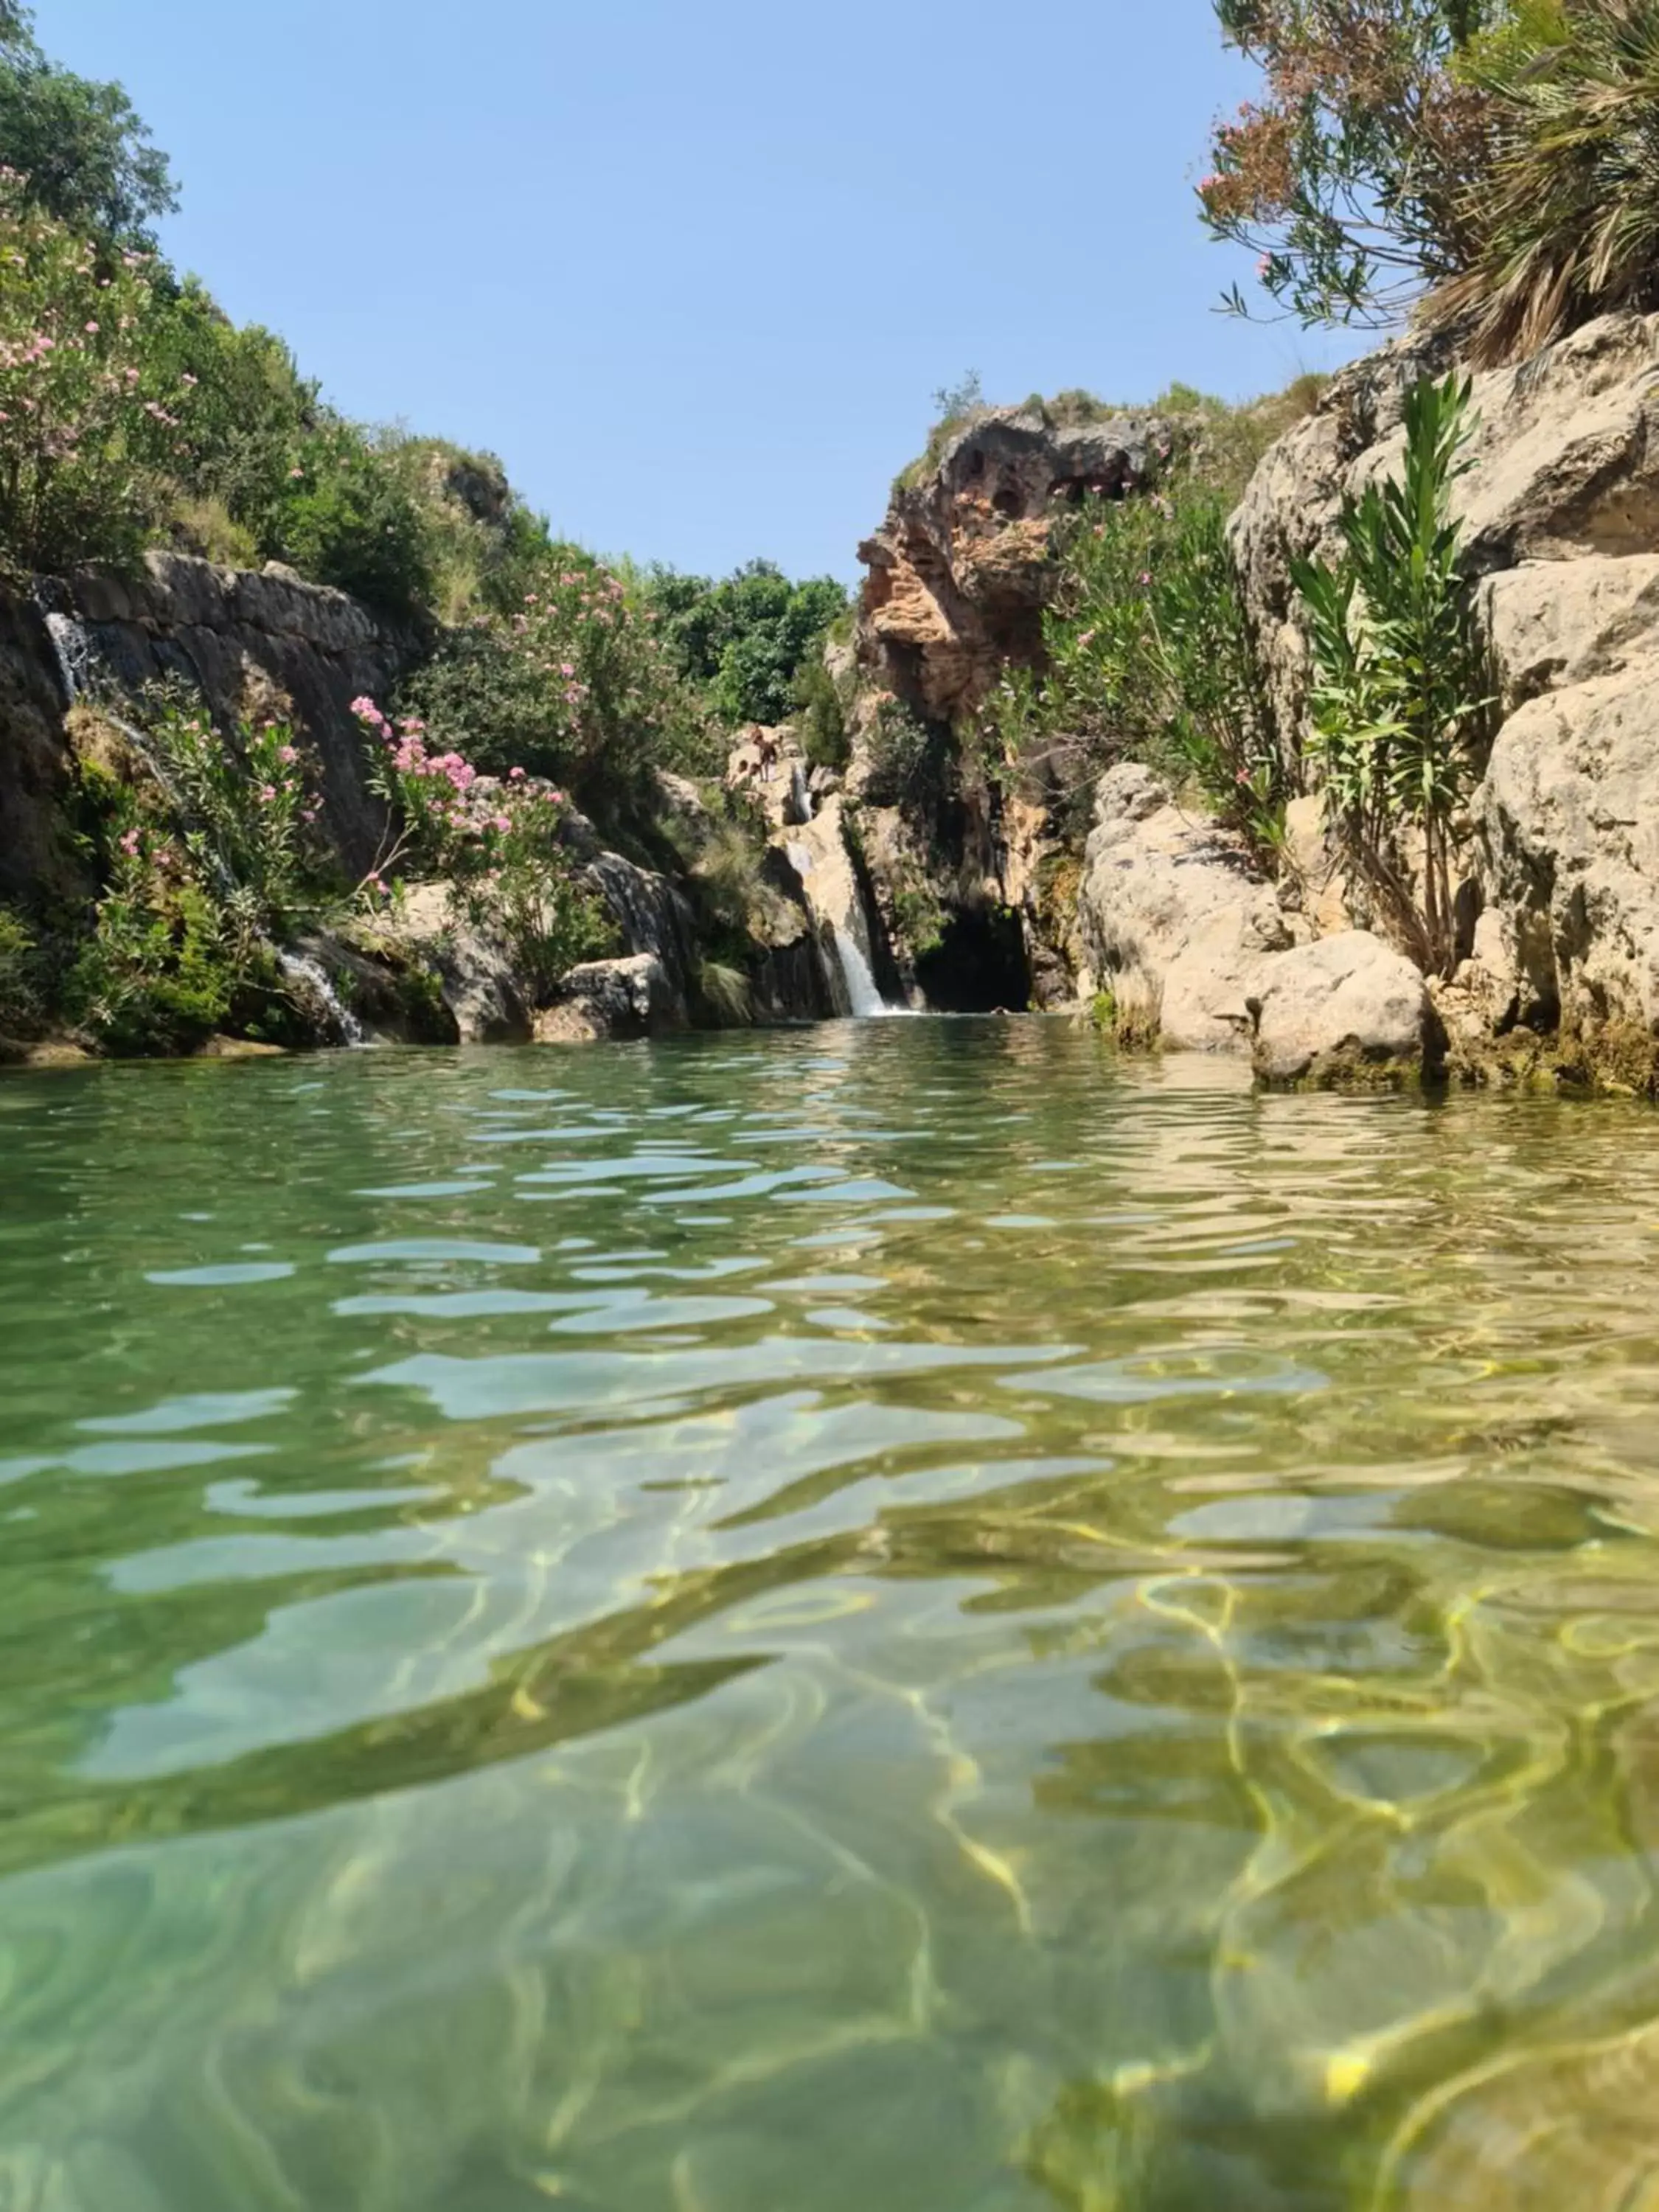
[848, 406, 1175, 1009]
[1231, 310, 1659, 1068]
[6, 552, 832, 1053]
[858, 407, 1169, 728]
[38, 553, 411, 878]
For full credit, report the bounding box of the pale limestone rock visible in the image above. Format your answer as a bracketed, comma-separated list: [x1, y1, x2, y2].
[1249, 932, 1441, 1087]
[1479, 652, 1659, 1032]
[1481, 557, 1659, 709]
[1078, 763, 1293, 1051]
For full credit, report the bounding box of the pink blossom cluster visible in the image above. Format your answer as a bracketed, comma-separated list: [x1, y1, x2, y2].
[352, 698, 566, 863]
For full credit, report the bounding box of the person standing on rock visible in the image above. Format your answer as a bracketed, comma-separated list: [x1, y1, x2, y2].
[755, 728, 779, 785]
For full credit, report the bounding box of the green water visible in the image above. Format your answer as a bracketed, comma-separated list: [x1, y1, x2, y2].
[6, 1023, 1659, 2210]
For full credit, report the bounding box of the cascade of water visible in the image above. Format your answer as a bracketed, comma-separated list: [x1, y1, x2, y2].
[831, 923, 888, 1019]
[37, 593, 368, 1048]
[43, 608, 95, 705]
[274, 949, 366, 1047]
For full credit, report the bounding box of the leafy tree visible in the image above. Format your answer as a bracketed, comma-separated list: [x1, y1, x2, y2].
[0, 9, 176, 249]
[1198, 0, 1501, 325]
[648, 559, 847, 726]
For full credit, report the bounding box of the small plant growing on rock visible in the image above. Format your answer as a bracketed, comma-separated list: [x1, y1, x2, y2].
[0, 905, 37, 1033]
[353, 698, 613, 1001]
[1291, 372, 1490, 977]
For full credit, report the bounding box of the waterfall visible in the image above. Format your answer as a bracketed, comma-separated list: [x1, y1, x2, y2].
[38, 591, 367, 1048]
[274, 949, 365, 1047]
[831, 924, 889, 1019]
[44, 608, 95, 705]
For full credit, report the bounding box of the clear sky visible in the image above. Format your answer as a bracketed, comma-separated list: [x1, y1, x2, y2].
[42, 0, 1359, 582]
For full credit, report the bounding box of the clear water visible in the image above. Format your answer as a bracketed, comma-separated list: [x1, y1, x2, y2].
[5, 1022, 1659, 2211]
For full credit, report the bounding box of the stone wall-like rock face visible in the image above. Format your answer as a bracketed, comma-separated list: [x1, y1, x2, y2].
[858, 408, 1170, 728]
[56, 551, 411, 876]
[1232, 310, 1659, 1049]
[0, 596, 83, 906]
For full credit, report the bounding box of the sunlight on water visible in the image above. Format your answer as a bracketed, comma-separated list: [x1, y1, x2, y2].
[5, 1020, 1659, 2208]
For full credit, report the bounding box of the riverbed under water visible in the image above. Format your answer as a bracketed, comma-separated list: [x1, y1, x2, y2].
[5, 1020, 1659, 2211]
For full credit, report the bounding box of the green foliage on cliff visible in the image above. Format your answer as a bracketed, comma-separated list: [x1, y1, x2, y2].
[397, 546, 719, 820]
[984, 463, 1280, 842]
[1293, 372, 1491, 975]
[1202, 0, 1659, 362]
[644, 560, 848, 728]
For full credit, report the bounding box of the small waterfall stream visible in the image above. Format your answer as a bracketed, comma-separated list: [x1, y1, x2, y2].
[38, 597, 366, 1048]
[830, 924, 890, 1018]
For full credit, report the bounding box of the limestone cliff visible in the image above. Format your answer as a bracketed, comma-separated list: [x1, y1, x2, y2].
[846, 406, 1175, 1009]
[1231, 310, 1659, 1071]
[858, 408, 1169, 727]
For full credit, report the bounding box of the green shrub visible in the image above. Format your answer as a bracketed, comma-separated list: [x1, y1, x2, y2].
[398, 549, 714, 821]
[793, 650, 849, 770]
[645, 559, 848, 728]
[0, 171, 192, 572]
[66, 866, 238, 1055]
[986, 464, 1279, 841]
[268, 420, 432, 619]
[0, 904, 36, 1031]
[863, 696, 941, 808]
[139, 692, 325, 933]
[1428, 0, 1659, 363]
[353, 696, 615, 1001]
[1292, 372, 1491, 975]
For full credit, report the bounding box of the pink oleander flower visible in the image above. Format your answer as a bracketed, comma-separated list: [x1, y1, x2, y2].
[349, 696, 378, 720]
[258, 783, 277, 804]
[118, 827, 141, 856]
[276, 743, 298, 765]
[509, 765, 526, 780]
[559, 661, 574, 677]
[1138, 570, 1152, 585]
[493, 813, 512, 832]
[399, 717, 425, 735]
[83, 319, 98, 334]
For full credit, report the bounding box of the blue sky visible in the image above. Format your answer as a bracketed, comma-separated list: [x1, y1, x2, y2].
[44, 0, 1360, 581]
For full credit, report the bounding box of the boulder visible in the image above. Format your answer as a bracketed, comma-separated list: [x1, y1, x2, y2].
[1249, 932, 1442, 1088]
[1478, 650, 1659, 1034]
[384, 882, 528, 1044]
[534, 953, 683, 1043]
[1078, 763, 1294, 1051]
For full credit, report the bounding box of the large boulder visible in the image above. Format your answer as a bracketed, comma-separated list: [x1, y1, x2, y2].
[1078, 762, 1295, 1051]
[1250, 932, 1443, 1088]
[1477, 650, 1659, 1034]
[534, 953, 683, 1043]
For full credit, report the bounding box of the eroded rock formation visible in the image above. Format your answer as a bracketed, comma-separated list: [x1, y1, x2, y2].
[858, 408, 1170, 728]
